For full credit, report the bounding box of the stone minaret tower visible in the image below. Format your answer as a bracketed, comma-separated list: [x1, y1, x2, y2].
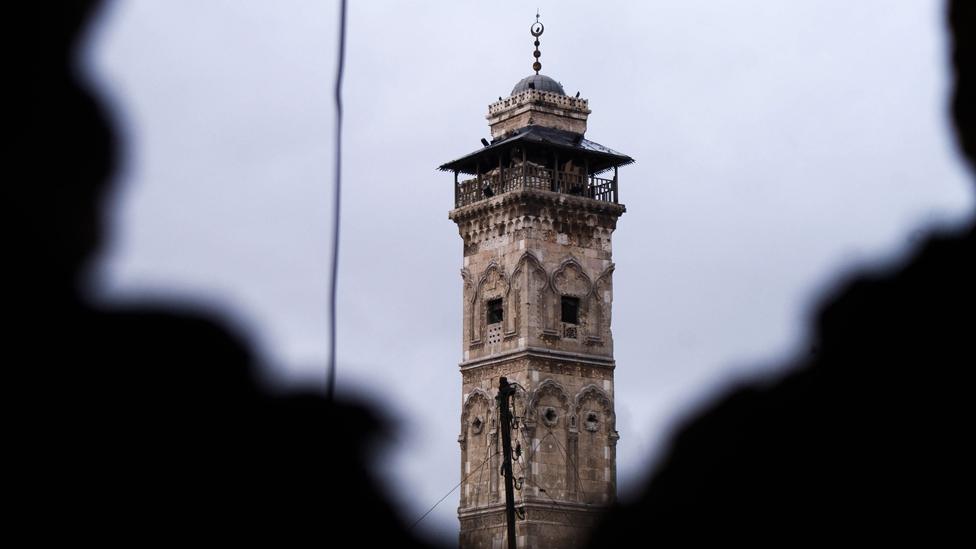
[439, 16, 634, 549]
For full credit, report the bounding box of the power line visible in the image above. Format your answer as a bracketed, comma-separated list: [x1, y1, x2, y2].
[409, 450, 499, 531]
[512, 424, 545, 516]
[515, 428, 580, 527]
[546, 426, 591, 505]
[474, 423, 495, 508]
[511, 415, 530, 516]
[325, 0, 347, 401]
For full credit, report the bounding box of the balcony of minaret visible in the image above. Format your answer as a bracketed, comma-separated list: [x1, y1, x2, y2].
[440, 126, 632, 210]
[452, 163, 618, 209]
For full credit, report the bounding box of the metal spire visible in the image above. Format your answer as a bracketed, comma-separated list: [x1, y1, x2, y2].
[531, 11, 544, 74]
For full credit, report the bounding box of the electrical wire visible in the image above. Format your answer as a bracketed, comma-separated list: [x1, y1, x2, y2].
[409, 449, 499, 531]
[515, 427, 580, 526]
[511, 430, 535, 516]
[547, 426, 591, 505]
[325, 0, 347, 402]
[473, 421, 495, 508]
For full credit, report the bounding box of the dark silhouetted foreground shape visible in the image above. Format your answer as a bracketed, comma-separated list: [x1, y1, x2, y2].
[584, 2, 974, 545]
[21, 2, 436, 544]
[24, 1, 973, 546]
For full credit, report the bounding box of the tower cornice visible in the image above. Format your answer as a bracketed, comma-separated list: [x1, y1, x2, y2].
[488, 89, 590, 117]
[458, 347, 616, 371]
[449, 188, 625, 225]
[450, 188, 624, 256]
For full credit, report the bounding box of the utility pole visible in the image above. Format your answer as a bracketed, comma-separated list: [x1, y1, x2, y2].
[497, 377, 518, 549]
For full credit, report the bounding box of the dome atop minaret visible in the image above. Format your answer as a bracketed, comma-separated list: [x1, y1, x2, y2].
[511, 74, 565, 96]
[507, 12, 567, 97]
[476, 15, 590, 138]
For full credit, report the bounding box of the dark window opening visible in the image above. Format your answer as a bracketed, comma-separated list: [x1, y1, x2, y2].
[561, 296, 580, 325]
[487, 298, 504, 324]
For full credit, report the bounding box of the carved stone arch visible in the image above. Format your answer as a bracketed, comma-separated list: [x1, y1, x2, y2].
[529, 379, 570, 410]
[462, 388, 492, 415]
[462, 268, 474, 343]
[552, 256, 593, 297]
[573, 384, 617, 504]
[592, 264, 615, 345]
[594, 264, 615, 290]
[459, 388, 494, 508]
[574, 384, 613, 414]
[473, 261, 509, 303]
[553, 257, 594, 341]
[529, 378, 574, 499]
[528, 378, 571, 429]
[471, 262, 509, 344]
[508, 252, 546, 294]
[509, 252, 549, 336]
[574, 384, 615, 432]
[461, 389, 493, 434]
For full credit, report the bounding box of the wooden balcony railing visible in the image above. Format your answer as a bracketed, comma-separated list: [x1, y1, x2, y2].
[454, 165, 618, 208]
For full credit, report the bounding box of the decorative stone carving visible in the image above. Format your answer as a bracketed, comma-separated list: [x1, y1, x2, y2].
[552, 257, 592, 297]
[583, 411, 600, 432]
[510, 252, 546, 286]
[461, 389, 492, 438]
[529, 378, 570, 412]
[459, 388, 495, 509]
[541, 406, 559, 427]
[450, 190, 624, 252]
[573, 384, 614, 429]
[471, 262, 509, 346]
[591, 264, 615, 346]
[475, 262, 509, 302]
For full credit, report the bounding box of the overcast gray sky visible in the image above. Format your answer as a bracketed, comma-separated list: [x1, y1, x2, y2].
[88, 0, 973, 543]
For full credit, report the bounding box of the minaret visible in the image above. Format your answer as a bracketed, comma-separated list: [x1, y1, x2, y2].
[441, 16, 633, 549]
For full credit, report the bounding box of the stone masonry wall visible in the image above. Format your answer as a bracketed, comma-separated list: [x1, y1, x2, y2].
[454, 189, 623, 548]
[452, 190, 624, 362]
[486, 89, 591, 139]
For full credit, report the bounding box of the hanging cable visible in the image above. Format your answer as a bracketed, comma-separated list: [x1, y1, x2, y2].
[515, 427, 579, 526]
[511, 429, 535, 522]
[325, 0, 347, 402]
[547, 426, 591, 505]
[473, 423, 495, 507]
[409, 450, 499, 531]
